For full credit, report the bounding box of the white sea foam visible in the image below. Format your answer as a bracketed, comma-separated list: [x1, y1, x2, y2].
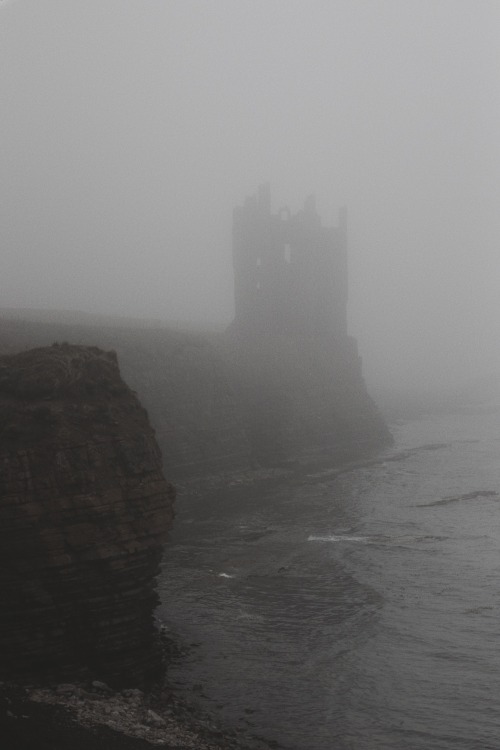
[308, 534, 369, 543]
[218, 572, 235, 578]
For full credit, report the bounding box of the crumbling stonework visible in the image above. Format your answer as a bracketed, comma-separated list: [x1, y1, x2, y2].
[232, 183, 347, 337]
[0, 344, 175, 686]
[228, 186, 391, 463]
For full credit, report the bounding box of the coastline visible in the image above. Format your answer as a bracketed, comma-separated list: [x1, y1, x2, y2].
[0, 451, 393, 750]
[0, 678, 277, 750]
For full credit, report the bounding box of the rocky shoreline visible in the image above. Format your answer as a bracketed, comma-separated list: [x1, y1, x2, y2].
[0, 676, 278, 750]
[0, 444, 391, 750]
[0, 620, 279, 750]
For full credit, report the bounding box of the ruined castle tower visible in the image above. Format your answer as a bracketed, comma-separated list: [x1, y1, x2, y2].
[232, 184, 348, 337]
[228, 185, 391, 463]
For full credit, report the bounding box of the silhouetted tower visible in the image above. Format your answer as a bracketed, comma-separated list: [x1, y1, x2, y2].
[232, 184, 348, 337]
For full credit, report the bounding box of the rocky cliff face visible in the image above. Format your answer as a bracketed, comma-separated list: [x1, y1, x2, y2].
[223, 330, 392, 465]
[0, 343, 175, 686]
[0, 318, 250, 478]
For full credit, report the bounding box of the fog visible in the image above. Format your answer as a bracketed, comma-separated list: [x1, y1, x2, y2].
[1, 0, 499, 393]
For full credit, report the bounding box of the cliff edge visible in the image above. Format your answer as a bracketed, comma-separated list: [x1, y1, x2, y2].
[0, 343, 175, 686]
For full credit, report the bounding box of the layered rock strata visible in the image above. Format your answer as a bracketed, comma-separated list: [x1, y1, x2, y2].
[0, 344, 175, 686]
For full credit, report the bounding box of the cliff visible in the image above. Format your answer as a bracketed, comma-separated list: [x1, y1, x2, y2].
[223, 329, 391, 465]
[0, 343, 175, 686]
[0, 314, 390, 477]
[0, 317, 250, 478]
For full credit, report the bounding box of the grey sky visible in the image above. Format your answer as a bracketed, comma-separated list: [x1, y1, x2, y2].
[1, 0, 499, 391]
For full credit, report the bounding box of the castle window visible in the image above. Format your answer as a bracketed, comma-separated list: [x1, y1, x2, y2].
[284, 244, 291, 263]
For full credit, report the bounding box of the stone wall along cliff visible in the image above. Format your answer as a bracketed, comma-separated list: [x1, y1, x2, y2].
[0, 343, 175, 686]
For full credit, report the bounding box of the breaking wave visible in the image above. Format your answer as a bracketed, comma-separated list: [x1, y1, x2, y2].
[308, 534, 369, 543]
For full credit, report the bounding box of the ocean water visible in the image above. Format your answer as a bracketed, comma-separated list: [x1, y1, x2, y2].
[157, 409, 500, 750]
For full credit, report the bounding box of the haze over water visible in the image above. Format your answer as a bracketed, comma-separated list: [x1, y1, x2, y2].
[159, 407, 500, 749]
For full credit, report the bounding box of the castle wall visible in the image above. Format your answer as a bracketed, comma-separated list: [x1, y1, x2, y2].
[232, 185, 347, 337]
[228, 186, 390, 463]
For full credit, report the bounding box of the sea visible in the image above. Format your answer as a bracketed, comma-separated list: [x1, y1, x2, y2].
[157, 408, 500, 750]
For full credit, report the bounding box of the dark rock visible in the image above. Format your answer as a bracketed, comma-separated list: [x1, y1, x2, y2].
[91, 681, 113, 694]
[0, 344, 175, 687]
[55, 684, 77, 696]
[145, 708, 165, 726]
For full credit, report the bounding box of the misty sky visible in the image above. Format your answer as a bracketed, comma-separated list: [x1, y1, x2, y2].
[1, 0, 499, 391]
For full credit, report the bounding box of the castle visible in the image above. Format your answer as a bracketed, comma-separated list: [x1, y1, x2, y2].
[232, 184, 348, 337]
